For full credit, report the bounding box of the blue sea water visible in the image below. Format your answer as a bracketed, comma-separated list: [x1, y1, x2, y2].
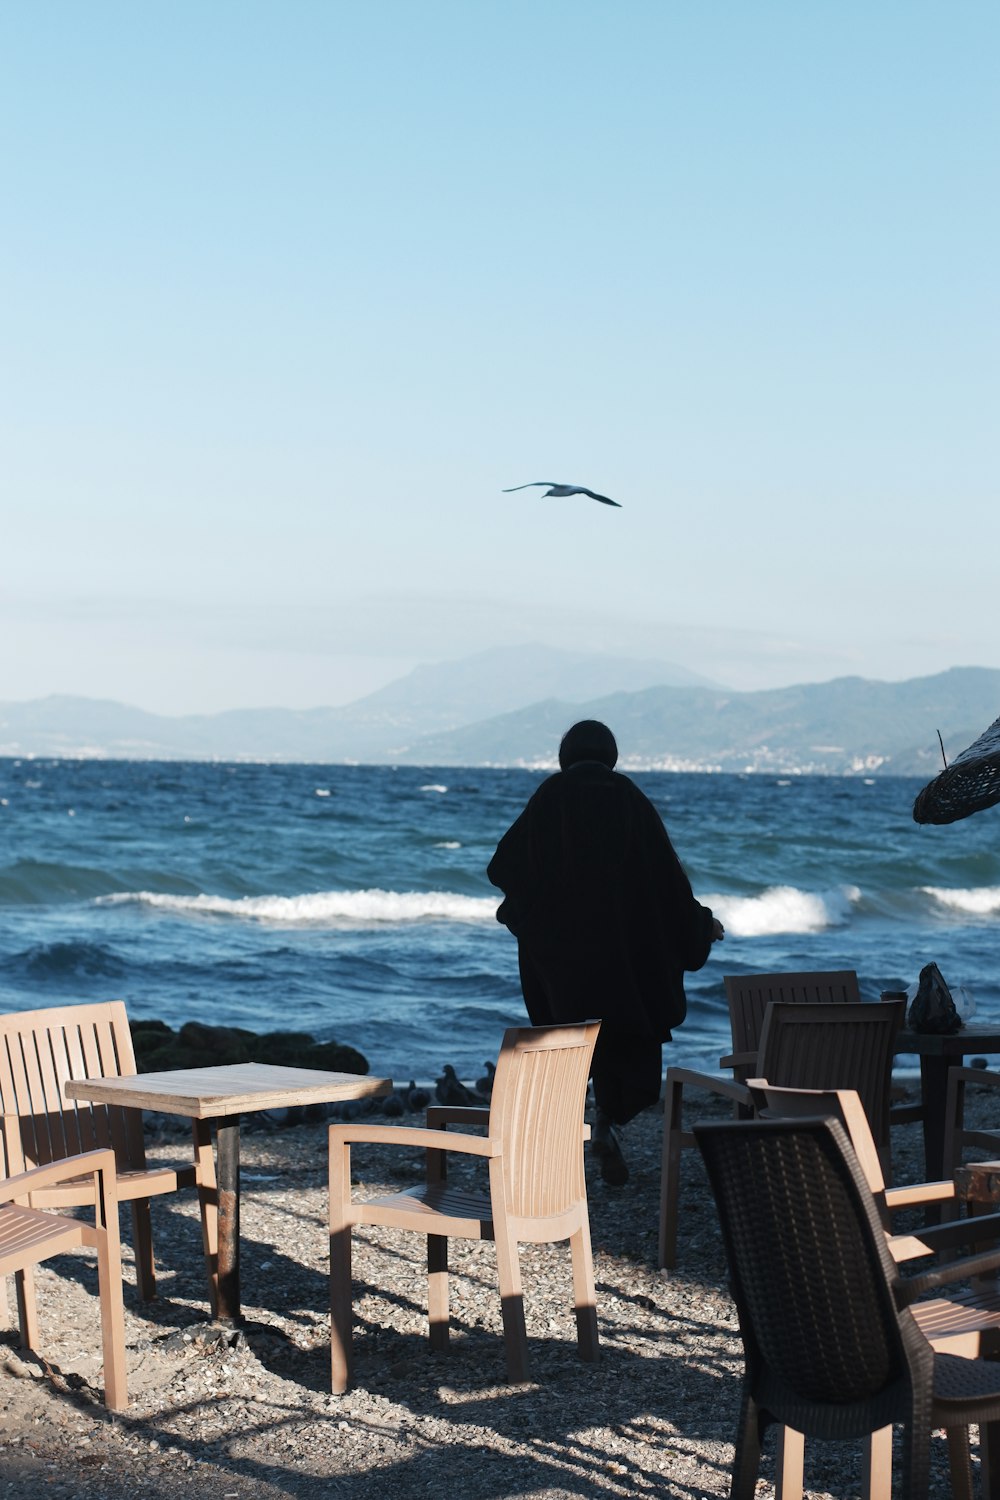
[0, 758, 998, 1085]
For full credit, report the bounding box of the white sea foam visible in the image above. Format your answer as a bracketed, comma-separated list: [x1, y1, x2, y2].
[420, 784, 448, 794]
[922, 886, 1000, 918]
[708, 885, 860, 938]
[98, 888, 497, 927]
[434, 841, 462, 849]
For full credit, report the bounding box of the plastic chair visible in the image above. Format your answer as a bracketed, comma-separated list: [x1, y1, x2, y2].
[749, 1082, 1000, 1497]
[329, 1021, 600, 1392]
[659, 997, 904, 1269]
[656, 971, 859, 1271]
[1, 1148, 127, 1409]
[0, 1002, 218, 1307]
[695, 1114, 1000, 1500]
[723, 969, 861, 1081]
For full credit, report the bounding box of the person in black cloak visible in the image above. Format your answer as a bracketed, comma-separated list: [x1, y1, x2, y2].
[487, 719, 723, 1185]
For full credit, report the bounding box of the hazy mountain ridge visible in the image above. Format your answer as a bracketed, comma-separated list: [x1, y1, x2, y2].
[392, 669, 1000, 773]
[1, 655, 997, 775]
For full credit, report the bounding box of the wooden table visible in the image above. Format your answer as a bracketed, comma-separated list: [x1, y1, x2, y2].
[894, 1026, 1000, 1182]
[66, 1062, 391, 1325]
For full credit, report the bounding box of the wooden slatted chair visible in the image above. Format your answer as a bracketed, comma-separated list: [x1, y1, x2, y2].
[329, 1021, 600, 1392]
[1, 1148, 128, 1409]
[659, 997, 905, 1269]
[0, 1002, 218, 1308]
[696, 1114, 1000, 1500]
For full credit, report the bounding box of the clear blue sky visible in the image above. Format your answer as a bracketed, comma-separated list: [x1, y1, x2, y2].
[3, 1, 997, 713]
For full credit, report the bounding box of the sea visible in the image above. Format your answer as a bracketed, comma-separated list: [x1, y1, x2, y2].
[1, 758, 998, 1087]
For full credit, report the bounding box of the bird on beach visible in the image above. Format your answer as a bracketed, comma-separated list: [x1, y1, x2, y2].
[502, 481, 622, 508]
[435, 1064, 480, 1107]
[475, 1060, 495, 1097]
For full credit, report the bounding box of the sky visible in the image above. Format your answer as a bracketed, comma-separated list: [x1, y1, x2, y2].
[2, 1, 998, 715]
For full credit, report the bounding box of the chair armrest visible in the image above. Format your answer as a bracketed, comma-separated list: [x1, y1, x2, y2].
[665, 1066, 752, 1110]
[720, 1050, 757, 1072]
[884, 1180, 954, 1211]
[2, 1148, 119, 1204]
[887, 1233, 933, 1262]
[898, 1247, 1000, 1304]
[426, 1105, 489, 1130]
[328, 1122, 500, 1157]
[900, 1213, 1000, 1255]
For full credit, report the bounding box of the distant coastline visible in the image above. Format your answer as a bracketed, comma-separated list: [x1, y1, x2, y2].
[1, 655, 998, 776]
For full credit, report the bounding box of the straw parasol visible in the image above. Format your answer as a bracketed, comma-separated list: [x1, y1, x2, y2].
[913, 712, 1000, 824]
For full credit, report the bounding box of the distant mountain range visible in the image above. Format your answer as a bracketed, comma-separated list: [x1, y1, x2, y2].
[1, 647, 998, 775]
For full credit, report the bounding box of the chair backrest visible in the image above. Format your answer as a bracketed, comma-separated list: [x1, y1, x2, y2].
[487, 1021, 600, 1220]
[756, 999, 904, 1154]
[694, 1116, 928, 1427]
[724, 970, 861, 1065]
[0, 1001, 146, 1177]
[746, 1081, 887, 1196]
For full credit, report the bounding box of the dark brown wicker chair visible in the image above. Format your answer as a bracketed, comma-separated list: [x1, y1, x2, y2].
[659, 997, 905, 1269]
[722, 969, 861, 1081]
[695, 1115, 1000, 1500]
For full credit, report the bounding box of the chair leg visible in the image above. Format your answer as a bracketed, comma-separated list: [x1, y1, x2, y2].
[428, 1234, 450, 1352]
[731, 1388, 763, 1500]
[944, 1425, 974, 1500]
[569, 1223, 599, 1363]
[658, 1074, 685, 1269]
[130, 1199, 156, 1302]
[977, 1419, 1000, 1500]
[861, 1425, 892, 1500]
[328, 1134, 353, 1394]
[491, 1174, 528, 1383]
[95, 1198, 128, 1411]
[902, 1407, 932, 1500]
[774, 1425, 804, 1500]
[193, 1120, 219, 1318]
[14, 1266, 39, 1352]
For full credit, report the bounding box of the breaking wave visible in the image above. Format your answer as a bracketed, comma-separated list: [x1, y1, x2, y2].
[921, 886, 1000, 918]
[709, 885, 860, 937]
[97, 888, 498, 928]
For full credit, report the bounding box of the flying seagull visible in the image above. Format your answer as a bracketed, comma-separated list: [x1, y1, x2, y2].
[502, 481, 621, 508]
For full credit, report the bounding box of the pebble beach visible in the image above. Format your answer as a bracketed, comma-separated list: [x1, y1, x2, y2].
[2, 1074, 987, 1499]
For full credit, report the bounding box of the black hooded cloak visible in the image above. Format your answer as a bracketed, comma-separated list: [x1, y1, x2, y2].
[487, 759, 715, 1046]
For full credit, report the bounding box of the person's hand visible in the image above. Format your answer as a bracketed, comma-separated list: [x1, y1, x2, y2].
[711, 917, 725, 942]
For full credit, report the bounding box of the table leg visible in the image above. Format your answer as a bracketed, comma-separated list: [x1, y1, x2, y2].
[919, 1056, 951, 1185]
[215, 1116, 242, 1325]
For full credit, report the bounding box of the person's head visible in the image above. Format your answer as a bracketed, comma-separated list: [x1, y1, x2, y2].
[558, 720, 618, 771]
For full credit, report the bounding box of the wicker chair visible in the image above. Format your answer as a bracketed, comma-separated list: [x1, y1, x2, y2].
[329, 1021, 600, 1392]
[0, 1002, 218, 1307]
[695, 1115, 1000, 1500]
[659, 997, 905, 1269]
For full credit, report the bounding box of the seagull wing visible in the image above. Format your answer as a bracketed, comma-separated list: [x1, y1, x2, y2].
[578, 487, 621, 507]
[502, 481, 622, 507]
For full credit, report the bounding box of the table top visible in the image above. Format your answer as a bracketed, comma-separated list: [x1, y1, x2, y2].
[894, 1023, 1000, 1057]
[65, 1062, 392, 1119]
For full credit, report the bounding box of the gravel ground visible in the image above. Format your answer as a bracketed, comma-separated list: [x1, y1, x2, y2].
[0, 1077, 993, 1499]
